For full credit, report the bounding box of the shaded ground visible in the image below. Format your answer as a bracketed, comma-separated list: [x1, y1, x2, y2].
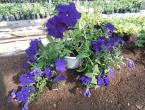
[0, 47, 144, 110]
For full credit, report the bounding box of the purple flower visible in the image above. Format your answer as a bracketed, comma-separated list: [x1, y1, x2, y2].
[84, 88, 91, 97]
[16, 89, 29, 103]
[110, 36, 124, 45]
[16, 86, 35, 103]
[127, 59, 135, 68]
[80, 75, 92, 85]
[54, 75, 67, 82]
[20, 72, 35, 86]
[55, 58, 67, 73]
[56, 2, 81, 27]
[44, 66, 53, 78]
[91, 37, 107, 53]
[22, 102, 28, 110]
[30, 68, 43, 77]
[105, 23, 115, 32]
[8, 89, 16, 103]
[107, 36, 124, 52]
[22, 60, 29, 69]
[25, 39, 42, 64]
[109, 67, 114, 80]
[23, 86, 36, 93]
[46, 15, 67, 39]
[98, 74, 110, 86]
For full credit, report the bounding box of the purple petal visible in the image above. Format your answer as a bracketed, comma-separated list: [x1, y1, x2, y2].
[8, 89, 16, 103]
[98, 75, 105, 86]
[20, 72, 35, 86]
[22, 102, 28, 110]
[105, 23, 115, 32]
[25, 39, 42, 64]
[127, 59, 135, 68]
[84, 88, 91, 97]
[30, 68, 43, 77]
[44, 66, 53, 78]
[80, 75, 92, 85]
[104, 76, 110, 86]
[98, 74, 110, 86]
[109, 66, 114, 80]
[55, 58, 67, 73]
[54, 75, 67, 82]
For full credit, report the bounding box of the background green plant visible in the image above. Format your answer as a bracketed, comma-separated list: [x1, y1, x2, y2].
[135, 29, 145, 47]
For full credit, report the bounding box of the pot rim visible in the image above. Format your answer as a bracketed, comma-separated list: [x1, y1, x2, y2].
[65, 56, 79, 59]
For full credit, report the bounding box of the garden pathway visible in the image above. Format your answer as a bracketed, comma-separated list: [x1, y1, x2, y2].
[0, 19, 48, 56]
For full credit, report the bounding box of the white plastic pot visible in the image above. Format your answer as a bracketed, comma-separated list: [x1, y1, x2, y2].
[65, 56, 81, 69]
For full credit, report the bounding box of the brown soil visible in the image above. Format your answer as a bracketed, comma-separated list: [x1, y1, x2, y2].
[0, 47, 145, 110]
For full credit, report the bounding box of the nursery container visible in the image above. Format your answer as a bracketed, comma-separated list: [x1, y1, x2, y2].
[36, 13, 40, 19]
[65, 56, 81, 69]
[3, 16, 9, 21]
[8, 15, 15, 21]
[0, 16, 3, 21]
[14, 15, 20, 20]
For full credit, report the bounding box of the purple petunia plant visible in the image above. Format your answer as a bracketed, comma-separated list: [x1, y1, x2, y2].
[8, 2, 136, 110]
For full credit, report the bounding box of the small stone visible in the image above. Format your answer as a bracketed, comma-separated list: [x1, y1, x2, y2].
[53, 104, 56, 108]
[136, 104, 143, 109]
[127, 103, 130, 106]
[95, 85, 100, 89]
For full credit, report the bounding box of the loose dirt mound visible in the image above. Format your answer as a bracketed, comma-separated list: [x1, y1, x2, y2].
[0, 48, 144, 110]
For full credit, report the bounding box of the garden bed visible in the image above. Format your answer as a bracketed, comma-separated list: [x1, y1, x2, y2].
[0, 46, 144, 110]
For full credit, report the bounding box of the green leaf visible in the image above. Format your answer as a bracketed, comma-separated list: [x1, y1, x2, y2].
[91, 76, 97, 85]
[92, 64, 99, 76]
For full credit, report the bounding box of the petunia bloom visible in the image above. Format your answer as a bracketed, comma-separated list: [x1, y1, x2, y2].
[98, 74, 110, 86]
[30, 68, 43, 77]
[16, 89, 29, 103]
[25, 39, 42, 64]
[105, 23, 115, 32]
[8, 89, 16, 103]
[44, 66, 53, 78]
[23, 86, 36, 93]
[54, 75, 67, 82]
[127, 58, 135, 68]
[80, 75, 92, 86]
[16, 86, 35, 103]
[56, 2, 81, 27]
[107, 36, 124, 52]
[46, 15, 67, 39]
[84, 88, 91, 97]
[55, 58, 67, 73]
[20, 72, 35, 86]
[91, 37, 107, 53]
